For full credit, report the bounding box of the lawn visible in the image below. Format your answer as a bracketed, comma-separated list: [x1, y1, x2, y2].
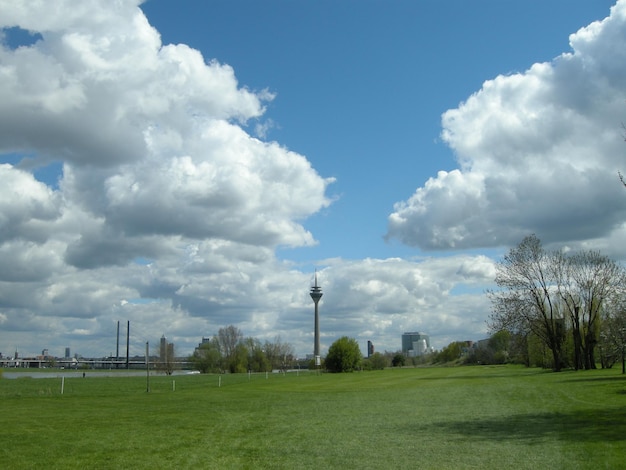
[1, 365, 625, 469]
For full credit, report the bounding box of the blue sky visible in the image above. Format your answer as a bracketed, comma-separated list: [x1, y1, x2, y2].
[143, 0, 617, 263]
[0, 0, 624, 359]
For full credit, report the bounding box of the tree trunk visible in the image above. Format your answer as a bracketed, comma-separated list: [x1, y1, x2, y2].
[583, 333, 597, 370]
[572, 320, 583, 370]
[551, 345, 562, 372]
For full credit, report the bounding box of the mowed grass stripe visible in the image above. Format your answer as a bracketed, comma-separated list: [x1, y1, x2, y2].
[1, 365, 625, 469]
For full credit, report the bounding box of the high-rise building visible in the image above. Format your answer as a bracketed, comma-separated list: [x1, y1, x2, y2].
[65, 347, 71, 358]
[401, 332, 431, 357]
[159, 335, 167, 361]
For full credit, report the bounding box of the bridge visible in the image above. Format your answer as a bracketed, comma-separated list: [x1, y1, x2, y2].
[0, 357, 193, 370]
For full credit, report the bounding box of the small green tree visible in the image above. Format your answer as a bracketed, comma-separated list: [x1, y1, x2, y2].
[229, 343, 249, 373]
[391, 353, 406, 367]
[245, 338, 271, 372]
[190, 338, 223, 373]
[325, 337, 362, 373]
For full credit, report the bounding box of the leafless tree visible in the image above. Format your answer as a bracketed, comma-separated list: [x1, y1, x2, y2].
[264, 336, 295, 371]
[599, 299, 626, 373]
[488, 235, 566, 371]
[490, 235, 625, 371]
[157, 341, 176, 375]
[216, 325, 243, 361]
[554, 250, 625, 369]
[568, 251, 624, 369]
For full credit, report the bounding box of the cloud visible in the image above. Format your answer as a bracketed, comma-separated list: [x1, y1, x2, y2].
[387, 0, 626, 251]
[0, 0, 339, 357]
[0, 0, 333, 264]
[0, 236, 495, 356]
[0, 164, 61, 242]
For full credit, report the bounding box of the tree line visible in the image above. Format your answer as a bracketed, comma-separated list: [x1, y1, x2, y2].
[191, 329, 370, 374]
[190, 325, 296, 373]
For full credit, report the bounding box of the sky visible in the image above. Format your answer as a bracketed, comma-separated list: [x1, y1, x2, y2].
[0, 0, 625, 360]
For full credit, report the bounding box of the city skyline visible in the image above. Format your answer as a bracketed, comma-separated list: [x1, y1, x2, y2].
[0, 1, 625, 358]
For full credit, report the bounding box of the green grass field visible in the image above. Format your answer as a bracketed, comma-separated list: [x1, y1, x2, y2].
[1, 365, 625, 469]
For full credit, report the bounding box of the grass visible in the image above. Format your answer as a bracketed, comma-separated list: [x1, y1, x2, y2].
[1, 365, 626, 469]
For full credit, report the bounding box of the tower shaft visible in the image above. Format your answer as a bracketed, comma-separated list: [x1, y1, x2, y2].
[309, 273, 323, 360]
[313, 300, 321, 357]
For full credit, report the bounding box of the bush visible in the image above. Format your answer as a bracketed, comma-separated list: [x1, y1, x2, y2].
[363, 352, 388, 370]
[434, 342, 464, 363]
[391, 353, 406, 367]
[325, 337, 362, 373]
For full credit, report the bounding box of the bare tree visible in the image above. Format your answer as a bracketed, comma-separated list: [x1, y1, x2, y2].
[552, 250, 584, 369]
[264, 336, 295, 371]
[599, 299, 626, 373]
[554, 250, 624, 369]
[216, 325, 243, 360]
[569, 251, 624, 369]
[216, 325, 244, 372]
[157, 340, 176, 375]
[488, 235, 566, 371]
[490, 235, 626, 371]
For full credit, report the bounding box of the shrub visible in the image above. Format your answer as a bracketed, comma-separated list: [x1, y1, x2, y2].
[363, 352, 388, 370]
[391, 353, 406, 367]
[325, 337, 362, 373]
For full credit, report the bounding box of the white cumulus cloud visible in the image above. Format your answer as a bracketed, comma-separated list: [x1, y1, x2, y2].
[387, 0, 626, 251]
[0, 0, 335, 356]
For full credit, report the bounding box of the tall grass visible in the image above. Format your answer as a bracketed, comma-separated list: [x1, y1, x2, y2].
[1, 365, 625, 469]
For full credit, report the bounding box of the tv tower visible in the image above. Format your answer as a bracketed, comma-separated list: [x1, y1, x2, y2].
[310, 271, 323, 365]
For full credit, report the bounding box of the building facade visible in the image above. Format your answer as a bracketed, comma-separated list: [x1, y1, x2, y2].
[401, 332, 432, 357]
